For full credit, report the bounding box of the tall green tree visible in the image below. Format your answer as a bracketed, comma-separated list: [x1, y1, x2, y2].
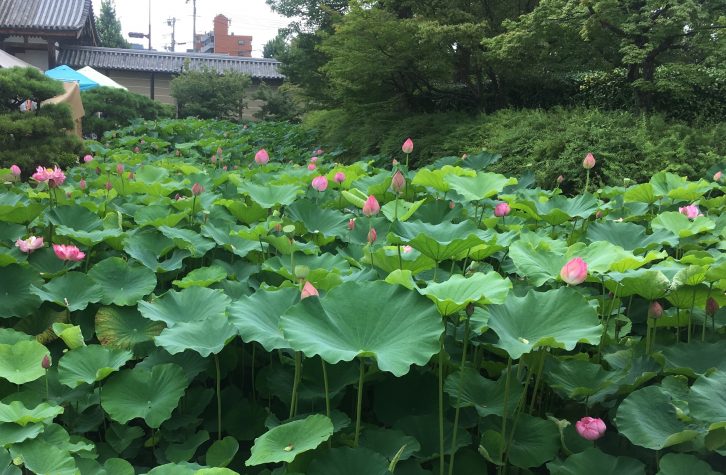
[96, 0, 131, 49]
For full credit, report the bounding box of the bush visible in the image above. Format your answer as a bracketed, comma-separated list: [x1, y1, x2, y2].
[170, 68, 251, 120]
[253, 82, 302, 122]
[81, 87, 174, 139]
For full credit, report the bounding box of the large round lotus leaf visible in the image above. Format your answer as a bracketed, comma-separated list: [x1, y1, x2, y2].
[381, 198, 426, 222]
[0, 422, 43, 446]
[228, 287, 299, 351]
[0, 340, 49, 384]
[285, 200, 348, 237]
[154, 315, 237, 357]
[586, 221, 676, 252]
[9, 438, 76, 475]
[660, 341, 726, 377]
[134, 205, 188, 227]
[144, 462, 204, 475]
[0, 264, 42, 318]
[51, 323, 85, 350]
[615, 385, 699, 450]
[100, 363, 188, 428]
[445, 172, 517, 201]
[47, 205, 101, 231]
[444, 367, 523, 418]
[0, 401, 63, 426]
[508, 232, 567, 286]
[245, 414, 333, 466]
[503, 414, 560, 468]
[359, 427, 421, 461]
[606, 269, 671, 299]
[123, 228, 190, 273]
[57, 345, 133, 388]
[158, 226, 215, 257]
[389, 221, 484, 261]
[194, 468, 238, 475]
[306, 447, 390, 475]
[88, 257, 157, 306]
[173, 266, 227, 289]
[393, 414, 471, 460]
[280, 281, 443, 377]
[566, 241, 666, 274]
[656, 453, 720, 475]
[238, 182, 300, 207]
[542, 357, 620, 404]
[687, 370, 726, 428]
[165, 430, 210, 463]
[485, 288, 602, 359]
[418, 272, 511, 315]
[30, 272, 104, 312]
[546, 448, 645, 475]
[534, 193, 599, 225]
[95, 306, 164, 352]
[0, 328, 32, 345]
[412, 166, 474, 193]
[651, 212, 715, 238]
[206, 436, 239, 468]
[138, 287, 231, 327]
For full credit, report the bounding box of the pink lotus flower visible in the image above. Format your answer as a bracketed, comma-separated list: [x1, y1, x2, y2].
[315, 149, 323, 156]
[307, 163, 316, 171]
[79, 178, 87, 191]
[105, 181, 112, 191]
[301, 281, 319, 300]
[191, 182, 204, 196]
[560, 257, 588, 285]
[347, 219, 355, 231]
[53, 244, 85, 262]
[133, 146, 140, 153]
[116, 163, 124, 174]
[310, 156, 318, 164]
[576, 417, 606, 441]
[222, 165, 228, 171]
[10, 164, 21, 176]
[362, 195, 380, 217]
[714, 171, 723, 182]
[32, 166, 66, 187]
[83, 154, 93, 163]
[392, 159, 399, 166]
[557, 175, 564, 184]
[367, 227, 377, 244]
[391, 170, 405, 193]
[254, 149, 269, 165]
[334, 172, 346, 184]
[678, 204, 700, 219]
[402, 245, 413, 253]
[494, 202, 511, 217]
[402, 138, 414, 154]
[648, 301, 663, 319]
[706, 297, 719, 317]
[41, 355, 51, 370]
[211, 155, 217, 164]
[582, 153, 596, 170]
[15, 236, 44, 253]
[449, 200, 455, 209]
[311, 175, 328, 192]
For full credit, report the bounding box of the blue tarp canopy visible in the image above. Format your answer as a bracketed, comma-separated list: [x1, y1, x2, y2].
[44, 65, 98, 91]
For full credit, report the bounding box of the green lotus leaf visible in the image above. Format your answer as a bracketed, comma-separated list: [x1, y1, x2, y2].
[200, 223, 260, 258]
[446, 172, 517, 202]
[100, 363, 188, 428]
[0, 192, 42, 223]
[0, 264, 42, 318]
[154, 315, 237, 357]
[660, 341, 726, 378]
[285, 200, 349, 237]
[0, 422, 44, 446]
[306, 447, 390, 475]
[444, 367, 523, 417]
[105, 422, 144, 454]
[672, 265, 707, 287]
[216, 198, 268, 225]
[49, 205, 122, 246]
[95, 306, 164, 352]
[651, 212, 714, 238]
[534, 193, 599, 225]
[245, 414, 333, 466]
[656, 453, 720, 475]
[494, 414, 560, 468]
[30, 272, 104, 311]
[359, 428, 421, 461]
[88, 257, 157, 306]
[547, 447, 645, 475]
[124, 228, 190, 273]
[9, 438, 76, 475]
[606, 269, 671, 300]
[615, 385, 699, 450]
[0, 328, 32, 345]
[158, 226, 215, 257]
[385, 269, 416, 289]
[144, 462, 205, 475]
[134, 205, 188, 227]
[206, 436, 239, 467]
[228, 287, 299, 351]
[281, 281, 443, 376]
[138, 287, 231, 327]
[389, 220, 484, 262]
[566, 241, 666, 274]
[57, 345, 132, 388]
[173, 266, 227, 288]
[412, 166, 474, 193]
[508, 232, 567, 286]
[418, 272, 511, 315]
[0, 340, 49, 384]
[0, 401, 63, 426]
[542, 357, 621, 404]
[687, 371, 726, 429]
[393, 414, 471, 460]
[26, 246, 71, 275]
[485, 288, 602, 359]
[165, 430, 210, 463]
[586, 221, 677, 251]
[51, 323, 85, 349]
[193, 469, 239, 475]
[381, 198, 425, 222]
[238, 182, 300, 208]
[623, 183, 657, 204]
[367, 246, 436, 275]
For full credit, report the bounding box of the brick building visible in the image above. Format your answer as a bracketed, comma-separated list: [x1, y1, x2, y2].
[194, 14, 252, 57]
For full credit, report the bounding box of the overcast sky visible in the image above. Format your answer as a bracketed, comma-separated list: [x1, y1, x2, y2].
[91, 0, 291, 57]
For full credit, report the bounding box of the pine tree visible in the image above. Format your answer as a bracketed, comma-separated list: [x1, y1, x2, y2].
[96, 0, 131, 49]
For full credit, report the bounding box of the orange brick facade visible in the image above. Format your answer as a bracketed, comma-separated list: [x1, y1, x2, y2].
[194, 14, 252, 57]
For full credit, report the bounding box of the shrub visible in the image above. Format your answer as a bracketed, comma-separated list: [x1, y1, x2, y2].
[81, 87, 174, 139]
[170, 68, 251, 120]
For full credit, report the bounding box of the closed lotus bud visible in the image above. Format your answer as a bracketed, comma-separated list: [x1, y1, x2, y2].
[83, 154, 93, 163]
[449, 200, 455, 209]
[222, 165, 228, 171]
[595, 210, 603, 219]
[494, 202, 511, 217]
[191, 182, 204, 196]
[466, 303, 475, 317]
[79, 178, 87, 190]
[392, 159, 399, 166]
[367, 227, 377, 244]
[254, 148, 269, 165]
[557, 175, 564, 184]
[133, 146, 140, 153]
[140, 140, 145, 145]
[116, 163, 124, 174]
[462, 153, 468, 160]
[307, 163, 316, 171]
[348, 218, 356, 231]
[648, 301, 663, 319]
[334, 172, 346, 184]
[402, 138, 414, 154]
[310, 156, 318, 164]
[274, 223, 282, 233]
[211, 155, 217, 164]
[576, 416, 606, 441]
[362, 195, 380, 217]
[560, 257, 588, 285]
[706, 297, 719, 317]
[391, 170, 405, 193]
[41, 354, 51, 369]
[10, 164, 21, 176]
[300, 281, 319, 300]
[714, 171, 723, 182]
[582, 153, 596, 170]
[294, 265, 310, 280]
[105, 181, 112, 191]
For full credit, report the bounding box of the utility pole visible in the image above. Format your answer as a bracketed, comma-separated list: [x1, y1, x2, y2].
[186, 0, 197, 51]
[166, 17, 178, 52]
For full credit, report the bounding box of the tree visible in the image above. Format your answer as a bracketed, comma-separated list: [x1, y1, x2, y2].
[263, 31, 288, 59]
[96, 0, 131, 49]
[170, 68, 251, 120]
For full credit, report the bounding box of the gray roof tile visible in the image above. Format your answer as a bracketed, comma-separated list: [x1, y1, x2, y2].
[0, 0, 91, 31]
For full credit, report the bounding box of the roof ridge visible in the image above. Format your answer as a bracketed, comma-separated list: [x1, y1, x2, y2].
[60, 45, 281, 63]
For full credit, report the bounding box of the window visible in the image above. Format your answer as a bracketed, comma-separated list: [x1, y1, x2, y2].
[237, 40, 245, 45]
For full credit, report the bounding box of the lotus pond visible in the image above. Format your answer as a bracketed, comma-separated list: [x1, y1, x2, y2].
[0, 119, 725, 475]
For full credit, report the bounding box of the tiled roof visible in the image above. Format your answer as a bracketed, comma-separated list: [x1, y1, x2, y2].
[0, 0, 92, 31]
[58, 46, 285, 80]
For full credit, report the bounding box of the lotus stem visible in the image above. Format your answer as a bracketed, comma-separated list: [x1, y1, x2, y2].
[448, 313, 471, 475]
[584, 169, 590, 194]
[438, 334, 445, 475]
[688, 289, 696, 343]
[354, 358, 365, 447]
[214, 353, 222, 440]
[500, 358, 512, 467]
[321, 357, 331, 419]
[289, 352, 302, 419]
[251, 344, 256, 403]
[44, 369, 49, 400]
[675, 308, 681, 343]
[529, 349, 546, 414]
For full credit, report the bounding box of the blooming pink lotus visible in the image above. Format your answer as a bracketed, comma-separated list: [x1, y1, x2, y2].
[315, 148, 324, 156]
[311, 175, 328, 192]
[255, 149, 270, 165]
[560, 257, 588, 285]
[10, 164, 21, 176]
[367, 227, 377, 244]
[576, 417, 606, 441]
[402, 138, 414, 154]
[32, 166, 66, 187]
[582, 153, 596, 170]
[494, 202, 511, 217]
[391, 170, 405, 194]
[678, 204, 700, 219]
[362, 195, 380, 217]
[347, 219, 355, 231]
[191, 182, 204, 196]
[53, 244, 85, 261]
[83, 154, 94, 163]
[334, 172, 346, 184]
[15, 236, 44, 253]
[301, 281, 319, 300]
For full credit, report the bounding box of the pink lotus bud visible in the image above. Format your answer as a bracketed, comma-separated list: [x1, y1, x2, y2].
[254, 149, 270, 165]
[83, 154, 94, 163]
[217, 147, 223, 156]
[53, 244, 85, 262]
[595, 210, 603, 219]
[301, 281, 319, 300]
[391, 170, 405, 193]
[392, 159, 399, 166]
[334, 172, 346, 184]
[79, 178, 87, 191]
[362, 195, 380, 217]
[222, 165, 228, 171]
[10, 164, 21, 176]
[557, 175, 564, 184]
[15, 236, 44, 253]
[133, 146, 140, 153]
[105, 181, 112, 191]
[706, 297, 719, 317]
[462, 153, 468, 160]
[139, 140, 145, 145]
[211, 156, 217, 164]
[583, 153, 596, 170]
[116, 163, 124, 174]
[494, 202, 511, 217]
[41, 355, 51, 369]
[367, 227, 377, 244]
[560, 257, 588, 285]
[402, 245, 413, 253]
[714, 171, 723, 182]
[347, 219, 355, 231]
[311, 175, 328, 192]
[402, 138, 414, 154]
[576, 417, 606, 441]
[315, 149, 324, 156]
[191, 182, 204, 196]
[648, 301, 663, 319]
[307, 163, 316, 171]
[678, 204, 700, 219]
[310, 156, 318, 164]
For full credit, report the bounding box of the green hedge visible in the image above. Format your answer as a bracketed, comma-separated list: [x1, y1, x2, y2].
[81, 87, 174, 139]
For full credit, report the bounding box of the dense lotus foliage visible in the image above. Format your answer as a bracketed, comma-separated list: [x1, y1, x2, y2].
[0, 119, 724, 475]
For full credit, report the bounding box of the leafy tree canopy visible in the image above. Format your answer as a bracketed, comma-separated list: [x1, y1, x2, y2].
[96, 0, 131, 49]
